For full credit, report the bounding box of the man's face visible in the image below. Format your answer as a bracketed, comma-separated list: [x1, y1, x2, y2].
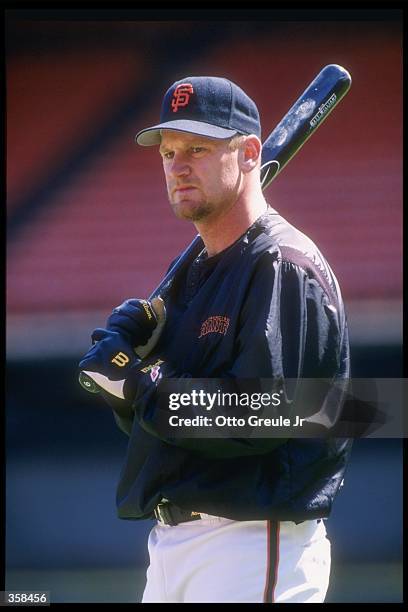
[159, 130, 241, 222]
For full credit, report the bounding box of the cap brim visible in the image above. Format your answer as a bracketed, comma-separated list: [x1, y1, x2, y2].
[135, 120, 239, 146]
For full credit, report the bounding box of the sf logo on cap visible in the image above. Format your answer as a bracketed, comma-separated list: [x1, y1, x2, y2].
[171, 84, 194, 113]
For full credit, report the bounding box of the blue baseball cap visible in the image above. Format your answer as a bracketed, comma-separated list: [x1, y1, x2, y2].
[135, 76, 261, 146]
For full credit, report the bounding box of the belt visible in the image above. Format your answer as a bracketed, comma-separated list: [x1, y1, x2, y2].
[154, 501, 203, 526]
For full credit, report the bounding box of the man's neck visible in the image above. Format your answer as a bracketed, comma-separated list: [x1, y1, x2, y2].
[195, 194, 269, 258]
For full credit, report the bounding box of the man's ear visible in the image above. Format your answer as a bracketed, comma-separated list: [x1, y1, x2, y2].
[239, 135, 262, 172]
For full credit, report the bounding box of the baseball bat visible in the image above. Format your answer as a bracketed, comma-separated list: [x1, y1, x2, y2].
[79, 63, 351, 395]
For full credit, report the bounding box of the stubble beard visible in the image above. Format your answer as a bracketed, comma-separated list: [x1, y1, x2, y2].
[168, 175, 239, 223]
[169, 191, 215, 222]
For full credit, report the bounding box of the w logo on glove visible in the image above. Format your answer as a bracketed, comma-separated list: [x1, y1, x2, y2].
[111, 352, 131, 367]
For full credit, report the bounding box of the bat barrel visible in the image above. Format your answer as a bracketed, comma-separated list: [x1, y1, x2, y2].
[261, 64, 351, 190]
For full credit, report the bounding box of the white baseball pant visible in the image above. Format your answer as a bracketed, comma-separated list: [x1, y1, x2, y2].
[141, 516, 331, 603]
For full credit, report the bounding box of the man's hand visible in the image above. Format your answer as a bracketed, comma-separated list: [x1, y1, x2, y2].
[79, 328, 142, 399]
[78, 295, 167, 398]
[78, 327, 171, 401]
[107, 299, 159, 345]
[82, 328, 141, 378]
[106, 296, 166, 359]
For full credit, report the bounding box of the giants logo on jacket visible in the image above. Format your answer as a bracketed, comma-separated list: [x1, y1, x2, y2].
[198, 316, 230, 339]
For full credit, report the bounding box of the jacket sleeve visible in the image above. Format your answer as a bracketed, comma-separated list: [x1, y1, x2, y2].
[104, 255, 182, 436]
[115, 251, 344, 458]
[101, 391, 135, 436]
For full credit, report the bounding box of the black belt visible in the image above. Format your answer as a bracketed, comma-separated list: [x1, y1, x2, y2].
[154, 501, 203, 526]
[153, 502, 322, 527]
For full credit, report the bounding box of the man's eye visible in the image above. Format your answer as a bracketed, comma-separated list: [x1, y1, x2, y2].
[191, 147, 205, 154]
[163, 151, 174, 159]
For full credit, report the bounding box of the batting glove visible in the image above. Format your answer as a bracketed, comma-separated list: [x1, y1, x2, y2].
[106, 297, 163, 341]
[78, 327, 171, 401]
[78, 328, 141, 396]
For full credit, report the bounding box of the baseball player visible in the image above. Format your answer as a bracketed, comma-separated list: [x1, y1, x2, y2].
[78, 76, 352, 603]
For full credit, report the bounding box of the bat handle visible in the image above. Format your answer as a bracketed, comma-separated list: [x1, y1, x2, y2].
[79, 371, 102, 394]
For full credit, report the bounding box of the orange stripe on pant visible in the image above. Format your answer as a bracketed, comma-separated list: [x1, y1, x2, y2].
[263, 520, 280, 603]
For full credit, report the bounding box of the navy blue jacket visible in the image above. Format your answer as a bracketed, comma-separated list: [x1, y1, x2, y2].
[108, 208, 352, 522]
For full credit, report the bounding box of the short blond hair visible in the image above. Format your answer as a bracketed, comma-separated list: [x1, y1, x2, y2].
[228, 134, 247, 151]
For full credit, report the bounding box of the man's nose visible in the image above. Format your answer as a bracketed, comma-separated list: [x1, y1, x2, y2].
[169, 153, 191, 177]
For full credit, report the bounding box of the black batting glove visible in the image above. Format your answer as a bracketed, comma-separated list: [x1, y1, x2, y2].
[106, 299, 158, 346]
[79, 328, 141, 383]
[79, 327, 174, 402]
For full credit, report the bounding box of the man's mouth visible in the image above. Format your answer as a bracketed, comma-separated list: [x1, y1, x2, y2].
[174, 186, 197, 193]
[173, 186, 199, 200]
